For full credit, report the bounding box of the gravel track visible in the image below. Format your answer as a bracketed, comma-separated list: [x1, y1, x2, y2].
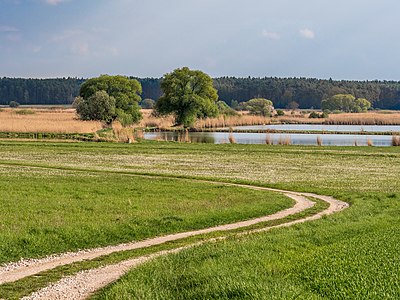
[0, 178, 349, 300]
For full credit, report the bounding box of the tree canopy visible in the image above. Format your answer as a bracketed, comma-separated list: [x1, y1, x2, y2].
[1, 76, 400, 110]
[240, 98, 274, 116]
[77, 75, 142, 125]
[140, 98, 156, 109]
[155, 67, 219, 127]
[321, 94, 371, 112]
[74, 91, 116, 123]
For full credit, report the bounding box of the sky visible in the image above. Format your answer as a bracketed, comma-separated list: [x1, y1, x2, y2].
[1, 0, 400, 79]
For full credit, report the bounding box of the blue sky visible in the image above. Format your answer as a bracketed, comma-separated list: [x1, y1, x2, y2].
[1, 0, 400, 79]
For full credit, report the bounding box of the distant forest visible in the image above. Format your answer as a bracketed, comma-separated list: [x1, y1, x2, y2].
[1, 77, 400, 109]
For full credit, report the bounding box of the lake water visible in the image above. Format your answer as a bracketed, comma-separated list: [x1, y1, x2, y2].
[144, 131, 395, 146]
[230, 124, 400, 133]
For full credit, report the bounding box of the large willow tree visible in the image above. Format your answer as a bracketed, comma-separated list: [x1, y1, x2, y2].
[155, 67, 219, 127]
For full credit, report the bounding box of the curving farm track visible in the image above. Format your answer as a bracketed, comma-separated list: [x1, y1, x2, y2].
[0, 177, 349, 300]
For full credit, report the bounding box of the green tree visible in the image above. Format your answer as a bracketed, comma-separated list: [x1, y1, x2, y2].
[355, 98, 371, 112]
[141, 98, 156, 109]
[240, 98, 274, 117]
[75, 91, 116, 123]
[155, 67, 219, 127]
[322, 94, 371, 113]
[78, 75, 142, 125]
[217, 100, 238, 116]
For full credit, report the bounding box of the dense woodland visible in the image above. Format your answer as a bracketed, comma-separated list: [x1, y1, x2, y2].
[1, 77, 400, 109]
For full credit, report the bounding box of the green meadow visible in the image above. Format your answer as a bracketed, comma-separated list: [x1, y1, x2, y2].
[0, 141, 399, 299]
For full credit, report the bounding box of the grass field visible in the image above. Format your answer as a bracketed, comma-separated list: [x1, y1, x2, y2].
[0, 141, 399, 299]
[0, 163, 292, 265]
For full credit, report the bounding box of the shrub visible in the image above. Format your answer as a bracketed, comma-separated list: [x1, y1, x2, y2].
[276, 109, 285, 116]
[141, 99, 156, 109]
[309, 111, 320, 118]
[9, 101, 19, 108]
[240, 98, 274, 117]
[217, 101, 238, 116]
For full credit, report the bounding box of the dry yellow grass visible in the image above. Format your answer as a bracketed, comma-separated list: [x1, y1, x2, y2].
[275, 111, 400, 125]
[194, 114, 271, 130]
[0, 108, 103, 133]
[326, 112, 400, 125]
[139, 109, 175, 129]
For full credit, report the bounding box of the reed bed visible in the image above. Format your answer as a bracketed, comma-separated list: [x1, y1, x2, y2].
[326, 112, 400, 125]
[0, 108, 102, 133]
[194, 115, 271, 130]
[392, 136, 400, 146]
[265, 134, 273, 145]
[228, 133, 236, 144]
[316, 136, 323, 146]
[139, 110, 175, 129]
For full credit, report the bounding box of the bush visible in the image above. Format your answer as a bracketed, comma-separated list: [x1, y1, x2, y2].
[309, 111, 329, 119]
[309, 111, 320, 118]
[276, 109, 285, 116]
[9, 101, 19, 108]
[240, 98, 274, 117]
[217, 101, 238, 116]
[141, 99, 156, 109]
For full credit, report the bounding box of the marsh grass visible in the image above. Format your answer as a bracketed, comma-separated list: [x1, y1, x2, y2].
[326, 112, 400, 125]
[265, 134, 273, 145]
[277, 136, 291, 145]
[0, 108, 102, 133]
[316, 136, 322, 146]
[392, 136, 400, 146]
[228, 133, 236, 144]
[194, 115, 271, 130]
[15, 109, 35, 115]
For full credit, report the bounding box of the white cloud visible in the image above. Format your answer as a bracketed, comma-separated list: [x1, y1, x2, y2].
[262, 30, 280, 40]
[299, 28, 315, 39]
[6, 34, 22, 42]
[51, 30, 84, 42]
[70, 42, 89, 56]
[44, 0, 67, 5]
[0, 26, 19, 33]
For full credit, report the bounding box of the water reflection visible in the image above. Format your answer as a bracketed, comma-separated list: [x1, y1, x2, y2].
[144, 132, 394, 146]
[230, 124, 400, 133]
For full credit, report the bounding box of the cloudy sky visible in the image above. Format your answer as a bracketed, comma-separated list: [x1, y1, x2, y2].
[1, 0, 399, 79]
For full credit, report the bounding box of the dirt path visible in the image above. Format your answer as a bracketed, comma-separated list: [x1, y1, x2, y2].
[0, 180, 348, 300]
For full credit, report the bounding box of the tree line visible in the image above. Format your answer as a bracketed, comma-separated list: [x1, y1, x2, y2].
[1, 76, 400, 109]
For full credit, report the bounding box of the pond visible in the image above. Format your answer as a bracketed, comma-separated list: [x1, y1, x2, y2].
[229, 124, 400, 133]
[144, 131, 395, 146]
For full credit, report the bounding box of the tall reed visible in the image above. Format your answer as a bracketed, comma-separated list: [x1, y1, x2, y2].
[265, 134, 273, 145]
[228, 133, 237, 144]
[392, 136, 400, 146]
[316, 136, 322, 146]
